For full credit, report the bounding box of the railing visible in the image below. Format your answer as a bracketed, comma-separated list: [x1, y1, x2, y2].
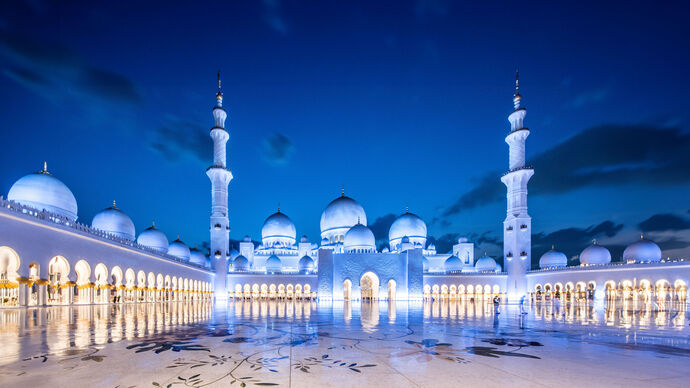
[0, 196, 211, 271]
[527, 258, 690, 274]
[502, 166, 534, 176]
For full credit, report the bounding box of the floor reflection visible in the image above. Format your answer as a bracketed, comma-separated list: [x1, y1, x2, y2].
[1, 298, 689, 367]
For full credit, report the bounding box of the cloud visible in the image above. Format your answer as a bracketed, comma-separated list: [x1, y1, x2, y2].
[261, 0, 288, 34]
[261, 132, 293, 165]
[532, 220, 625, 266]
[564, 87, 610, 109]
[442, 125, 690, 217]
[0, 31, 141, 104]
[149, 117, 210, 163]
[638, 213, 690, 232]
[426, 233, 459, 255]
[369, 213, 397, 250]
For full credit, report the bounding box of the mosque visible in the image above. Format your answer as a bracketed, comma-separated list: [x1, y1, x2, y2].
[1, 73, 689, 308]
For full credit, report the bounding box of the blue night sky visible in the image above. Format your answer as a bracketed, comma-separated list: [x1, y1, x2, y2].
[1, 1, 690, 266]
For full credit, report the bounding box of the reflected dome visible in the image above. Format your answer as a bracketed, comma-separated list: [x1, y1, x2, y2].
[137, 223, 169, 253]
[8, 164, 78, 220]
[623, 236, 662, 263]
[91, 202, 135, 240]
[580, 241, 611, 265]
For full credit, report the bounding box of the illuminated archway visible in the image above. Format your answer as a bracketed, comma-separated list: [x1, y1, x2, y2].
[360, 272, 379, 300]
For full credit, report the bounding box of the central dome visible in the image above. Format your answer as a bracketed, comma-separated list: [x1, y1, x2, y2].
[343, 223, 375, 253]
[389, 211, 427, 250]
[320, 193, 367, 242]
[261, 210, 296, 246]
[8, 164, 78, 220]
[91, 202, 135, 240]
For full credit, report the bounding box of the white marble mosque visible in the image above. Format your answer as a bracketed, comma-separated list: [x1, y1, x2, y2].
[1, 73, 689, 310]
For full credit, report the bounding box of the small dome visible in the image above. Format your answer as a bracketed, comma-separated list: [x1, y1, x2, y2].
[623, 236, 662, 263]
[189, 248, 206, 266]
[382, 247, 390, 253]
[8, 164, 78, 220]
[168, 237, 191, 261]
[427, 243, 436, 250]
[298, 255, 314, 273]
[261, 210, 296, 246]
[300, 235, 308, 243]
[320, 194, 367, 239]
[265, 255, 282, 273]
[494, 263, 502, 273]
[444, 255, 462, 272]
[136, 223, 169, 253]
[389, 211, 427, 249]
[343, 223, 375, 252]
[539, 247, 568, 269]
[401, 236, 410, 244]
[91, 202, 135, 240]
[243, 235, 252, 242]
[475, 253, 497, 272]
[580, 241, 611, 265]
[233, 255, 249, 272]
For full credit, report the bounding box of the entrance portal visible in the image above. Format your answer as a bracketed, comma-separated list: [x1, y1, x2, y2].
[360, 272, 379, 300]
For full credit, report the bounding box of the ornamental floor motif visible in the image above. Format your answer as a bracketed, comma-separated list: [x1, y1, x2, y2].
[0, 299, 689, 387]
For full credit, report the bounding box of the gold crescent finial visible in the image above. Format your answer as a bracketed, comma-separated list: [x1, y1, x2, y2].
[152, 221, 156, 228]
[112, 200, 117, 208]
[515, 69, 519, 92]
[216, 71, 223, 101]
[43, 161, 47, 172]
[405, 205, 409, 213]
[341, 186, 345, 197]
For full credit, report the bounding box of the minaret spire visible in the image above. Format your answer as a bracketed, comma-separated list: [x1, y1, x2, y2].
[513, 69, 521, 109]
[216, 71, 223, 106]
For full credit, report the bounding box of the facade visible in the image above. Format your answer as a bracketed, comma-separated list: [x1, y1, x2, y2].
[1, 73, 689, 308]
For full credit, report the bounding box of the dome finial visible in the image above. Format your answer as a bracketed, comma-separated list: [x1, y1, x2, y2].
[151, 220, 156, 228]
[341, 186, 345, 197]
[640, 233, 644, 240]
[551, 244, 555, 250]
[216, 71, 223, 106]
[357, 216, 361, 224]
[39, 161, 51, 175]
[405, 205, 409, 214]
[277, 202, 281, 213]
[112, 200, 117, 209]
[593, 239, 597, 245]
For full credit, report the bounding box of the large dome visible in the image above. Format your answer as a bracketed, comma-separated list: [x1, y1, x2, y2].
[539, 247, 568, 269]
[343, 223, 375, 253]
[265, 255, 282, 273]
[389, 210, 427, 250]
[8, 164, 78, 220]
[261, 210, 296, 246]
[189, 248, 207, 266]
[298, 255, 315, 273]
[579, 242, 611, 265]
[444, 255, 462, 272]
[475, 253, 498, 272]
[168, 237, 191, 261]
[91, 202, 135, 240]
[137, 223, 169, 253]
[320, 193, 367, 241]
[623, 236, 662, 263]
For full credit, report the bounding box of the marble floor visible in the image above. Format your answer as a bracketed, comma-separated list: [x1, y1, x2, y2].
[0, 299, 689, 387]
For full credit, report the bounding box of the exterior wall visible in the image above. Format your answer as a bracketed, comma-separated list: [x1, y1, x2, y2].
[0, 207, 213, 292]
[318, 248, 423, 301]
[526, 261, 690, 300]
[424, 273, 507, 297]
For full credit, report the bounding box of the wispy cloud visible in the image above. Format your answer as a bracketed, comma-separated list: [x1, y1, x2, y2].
[262, 0, 288, 34]
[261, 132, 294, 165]
[441, 124, 690, 217]
[564, 87, 610, 109]
[0, 31, 141, 105]
[148, 117, 210, 164]
[638, 213, 690, 232]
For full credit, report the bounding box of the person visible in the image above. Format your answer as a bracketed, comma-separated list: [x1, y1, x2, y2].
[493, 295, 500, 314]
[520, 295, 527, 314]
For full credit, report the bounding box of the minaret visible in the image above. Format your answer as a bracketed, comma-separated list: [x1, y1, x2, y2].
[501, 70, 533, 301]
[207, 72, 233, 299]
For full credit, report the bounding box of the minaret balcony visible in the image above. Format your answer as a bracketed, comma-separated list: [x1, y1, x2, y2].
[502, 166, 533, 176]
